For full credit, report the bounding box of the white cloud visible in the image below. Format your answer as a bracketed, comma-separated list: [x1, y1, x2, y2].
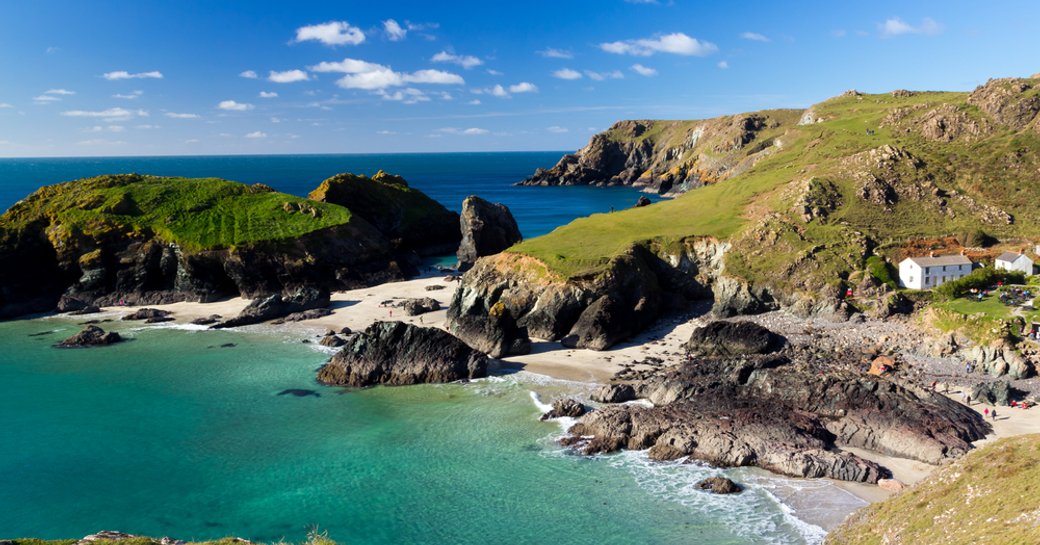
[538, 48, 573, 59]
[486, 69, 503, 76]
[467, 99, 481, 105]
[740, 32, 769, 42]
[135, 124, 160, 129]
[113, 90, 143, 100]
[268, 69, 309, 83]
[240, 70, 258, 79]
[245, 131, 267, 139]
[831, 29, 848, 38]
[379, 88, 430, 104]
[489, 85, 508, 97]
[218, 100, 253, 111]
[432, 51, 483, 69]
[294, 21, 365, 46]
[165, 112, 199, 119]
[103, 70, 163, 80]
[600, 32, 717, 56]
[585, 70, 624, 81]
[879, 17, 942, 37]
[438, 127, 489, 135]
[45, 89, 75, 95]
[77, 138, 125, 146]
[62, 108, 147, 122]
[33, 95, 61, 104]
[87, 125, 125, 133]
[631, 64, 657, 76]
[509, 82, 537, 93]
[0, 103, 12, 108]
[259, 91, 279, 98]
[311, 58, 464, 90]
[383, 19, 407, 41]
[377, 130, 397, 135]
[553, 68, 583, 80]
[547, 126, 568, 133]
[717, 60, 729, 69]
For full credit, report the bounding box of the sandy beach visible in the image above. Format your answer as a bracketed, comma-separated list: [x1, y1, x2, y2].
[93, 276, 1040, 507]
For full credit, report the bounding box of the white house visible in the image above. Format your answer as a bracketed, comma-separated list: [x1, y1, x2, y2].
[995, 251, 1034, 276]
[898, 254, 973, 290]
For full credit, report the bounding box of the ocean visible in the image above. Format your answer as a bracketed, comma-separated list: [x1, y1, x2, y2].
[0, 154, 863, 543]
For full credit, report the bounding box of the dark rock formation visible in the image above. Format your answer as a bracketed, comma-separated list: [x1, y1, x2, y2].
[634, 195, 652, 207]
[270, 308, 334, 324]
[191, 314, 222, 325]
[317, 321, 488, 387]
[456, 196, 522, 271]
[696, 476, 742, 494]
[562, 326, 990, 483]
[213, 287, 330, 328]
[309, 171, 461, 256]
[277, 389, 320, 397]
[122, 308, 172, 321]
[69, 305, 102, 315]
[393, 297, 441, 316]
[55, 325, 123, 348]
[447, 291, 532, 358]
[971, 381, 1012, 406]
[539, 398, 588, 421]
[684, 321, 784, 357]
[319, 334, 346, 348]
[591, 383, 637, 404]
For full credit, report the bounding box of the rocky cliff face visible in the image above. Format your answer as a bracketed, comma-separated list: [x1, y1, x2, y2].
[456, 195, 522, 271]
[0, 173, 443, 319]
[519, 112, 800, 194]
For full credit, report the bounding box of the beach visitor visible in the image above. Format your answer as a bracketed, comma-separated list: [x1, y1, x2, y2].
[991, 408, 997, 421]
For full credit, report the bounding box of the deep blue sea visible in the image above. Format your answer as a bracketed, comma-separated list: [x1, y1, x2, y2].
[0, 154, 860, 543]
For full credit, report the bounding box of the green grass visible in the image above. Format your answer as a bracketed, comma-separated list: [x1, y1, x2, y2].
[0, 174, 355, 251]
[512, 78, 1040, 292]
[826, 434, 1040, 545]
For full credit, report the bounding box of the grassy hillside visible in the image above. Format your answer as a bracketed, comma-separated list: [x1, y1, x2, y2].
[826, 434, 1040, 545]
[0, 174, 355, 251]
[512, 77, 1040, 297]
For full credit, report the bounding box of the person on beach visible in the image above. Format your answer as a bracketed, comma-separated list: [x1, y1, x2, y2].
[984, 407, 989, 418]
[991, 408, 997, 421]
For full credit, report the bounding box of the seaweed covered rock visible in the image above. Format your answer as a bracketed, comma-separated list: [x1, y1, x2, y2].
[55, 325, 123, 348]
[540, 398, 588, 421]
[456, 196, 522, 271]
[214, 286, 330, 328]
[696, 476, 742, 494]
[317, 321, 488, 387]
[684, 321, 784, 357]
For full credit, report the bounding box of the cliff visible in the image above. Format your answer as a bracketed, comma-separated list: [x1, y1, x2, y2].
[0, 173, 450, 319]
[451, 75, 1040, 351]
[826, 434, 1040, 544]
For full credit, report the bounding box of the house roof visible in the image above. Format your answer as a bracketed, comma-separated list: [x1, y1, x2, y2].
[903, 254, 973, 267]
[996, 251, 1031, 263]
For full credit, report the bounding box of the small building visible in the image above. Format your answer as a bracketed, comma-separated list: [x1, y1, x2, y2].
[898, 254, 973, 290]
[995, 251, 1034, 276]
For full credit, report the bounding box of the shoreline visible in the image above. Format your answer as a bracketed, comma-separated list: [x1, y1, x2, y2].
[50, 276, 1040, 515]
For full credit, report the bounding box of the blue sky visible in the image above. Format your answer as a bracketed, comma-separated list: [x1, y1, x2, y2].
[1, 0, 1038, 157]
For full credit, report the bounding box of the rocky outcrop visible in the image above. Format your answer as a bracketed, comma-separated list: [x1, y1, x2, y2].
[393, 297, 441, 316]
[456, 196, 522, 270]
[965, 342, 1035, 379]
[309, 171, 461, 256]
[562, 325, 989, 483]
[518, 113, 797, 194]
[684, 321, 784, 357]
[55, 325, 123, 348]
[270, 308, 333, 324]
[317, 321, 488, 387]
[213, 287, 330, 328]
[591, 383, 637, 403]
[971, 380, 1012, 406]
[122, 308, 173, 322]
[696, 476, 742, 494]
[539, 398, 588, 420]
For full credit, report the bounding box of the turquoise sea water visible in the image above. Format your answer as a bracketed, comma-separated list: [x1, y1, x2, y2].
[0, 154, 862, 543]
[0, 152, 660, 239]
[0, 317, 858, 543]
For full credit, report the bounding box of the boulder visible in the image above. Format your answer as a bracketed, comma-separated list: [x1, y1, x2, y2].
[877, 478, 906, 492]
[68, 304, 102, 315]
[121, 308, 172, 321]
[634, 195, 653, 207]
[271, 308, 334, 324]
[696, 476, 743, 494]
[971, 381, 1012, 406]
[55, 325, 123, 348]
[339, 326, 353, 335]
[319, 334, 346, 348]
[394, 297, 441, 316]
[456, 196, 522, 271]
[214, 286, 330, 328]
[591, 383, 637, 404]
[684, 321, 784, 357]
[540, 398, 588, 421]
[448, 297, 532, 358]
[317, 321, 488, 387]
[191, 314, 222, 325]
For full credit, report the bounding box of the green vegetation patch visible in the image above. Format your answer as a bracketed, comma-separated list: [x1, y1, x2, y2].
[0, 174, 354, 251]
[826, 434, 1040, 545]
